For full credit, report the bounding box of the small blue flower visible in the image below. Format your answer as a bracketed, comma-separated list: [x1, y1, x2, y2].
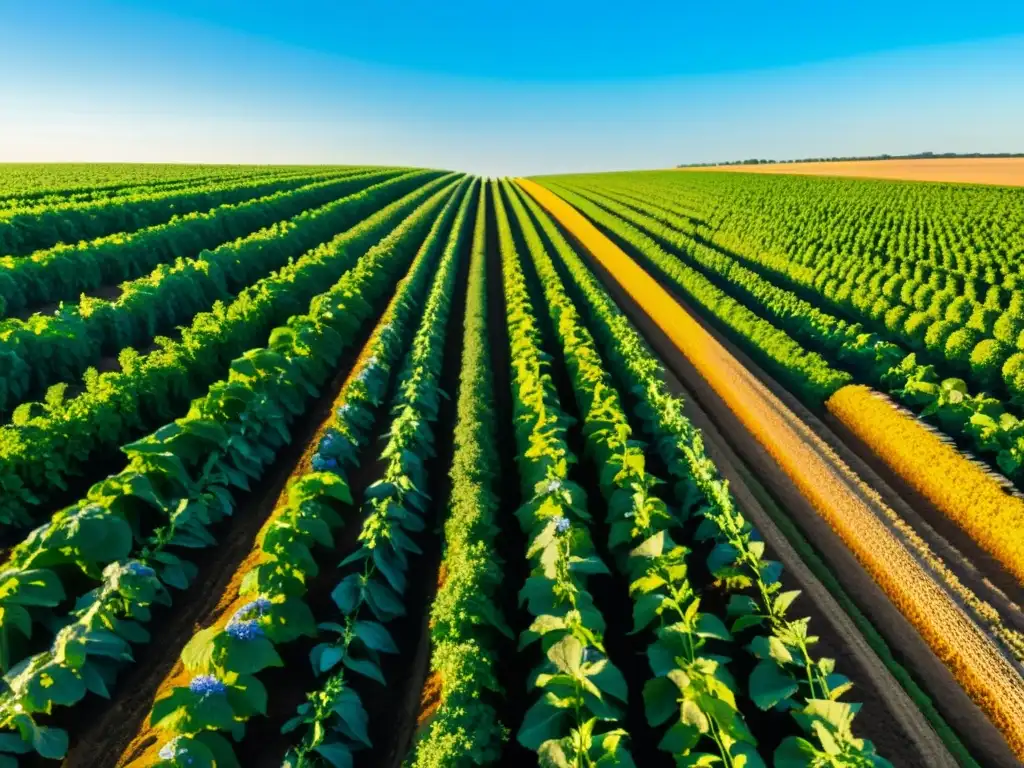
[189, 674, 226, 697]
[545, 479, 563, 494]
[231, 596, 272, 625]
[582, 646, 602, 663]
[124, 561, 155, 578]
[312, 454, 338, 472]
[253, 596, 272, 613]
[226, 618, 265, 641]
[554, 515, 571, 534]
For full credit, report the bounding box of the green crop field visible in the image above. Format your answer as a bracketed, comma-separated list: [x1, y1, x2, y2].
[0, 164, 1022, 768]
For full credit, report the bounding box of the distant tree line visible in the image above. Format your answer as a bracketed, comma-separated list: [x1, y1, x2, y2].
[677, 151, 1024, 168]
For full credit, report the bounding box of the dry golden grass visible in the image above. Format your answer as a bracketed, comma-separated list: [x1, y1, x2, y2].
[516, 176, 1024, 758]
[827, 386, 1024, 586]
[685, 158, 1024, 187]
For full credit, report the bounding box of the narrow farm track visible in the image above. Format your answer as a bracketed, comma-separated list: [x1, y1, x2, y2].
[518, 178, 1024, 763]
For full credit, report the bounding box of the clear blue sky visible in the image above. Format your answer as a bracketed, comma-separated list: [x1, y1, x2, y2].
[2, 0, 1023, 175]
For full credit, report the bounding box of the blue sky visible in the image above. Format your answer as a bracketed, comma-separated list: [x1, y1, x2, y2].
[2, 1, 1023, 175]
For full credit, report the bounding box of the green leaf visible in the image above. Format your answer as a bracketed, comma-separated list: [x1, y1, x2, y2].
[219, 634, 283, 675]
[518, 696, 569, 751]
[331, 574, 362, 614]
[695, 613, 732, 641]
[194, 731, 242, 768]
[226, 674, 268, 718]
[342, 655, 386, 685]
[643, 676, 677, 727]
[31, 726, 68, 760]
[774, 736, 822, 768]
[749, 660, 800, 711]
[658, 721, 701, 754]
[332, 687, 371, 747]
[353, 620, 398, 654]
[772, 590, 801, 617]
[0, 733, 33, 754]
[632, 592, 665, 633]
[314, 742, 353, 768]
[588, 658, 629, 703]
[547, 634, 584, 676]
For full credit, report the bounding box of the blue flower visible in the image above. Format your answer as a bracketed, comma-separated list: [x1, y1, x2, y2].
[582, 646, 602, 663]
[231, 596, 272, 625]
[226, 618, 264, 641]
[554, 515, 571, 534]
[124, 561, 155, 578]
[312, 454, 338, 472]
[545, 479, 563, 494]
[189, 674, 226, 697]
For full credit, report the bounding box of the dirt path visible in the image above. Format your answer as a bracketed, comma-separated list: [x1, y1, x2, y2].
[517, 177, 1024, 766]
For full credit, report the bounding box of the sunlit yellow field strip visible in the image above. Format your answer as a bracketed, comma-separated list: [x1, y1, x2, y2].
[827, 386, 1024, 585]
[516, 176, 1024, 757]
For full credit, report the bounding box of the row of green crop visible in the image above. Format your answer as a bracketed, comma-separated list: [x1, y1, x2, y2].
[517, 179, 892, 767]
[0, 167, 406, 317]
[0, 179, 464, 764]
[0, 164, 308, 200]
[406, 184, 510, 767]
[0, 166, 316, 212]
[493, 182, 636, 764]
[276, 179, 473, 768]
[0, 169, 414, 415]
[0, 168, 356, 258]
[0, 173, 453, 529]
[131, 180, 475, 768]
[505, 179, 768, 765]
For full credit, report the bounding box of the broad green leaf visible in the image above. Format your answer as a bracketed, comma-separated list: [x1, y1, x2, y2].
[749, 660, 799, 711]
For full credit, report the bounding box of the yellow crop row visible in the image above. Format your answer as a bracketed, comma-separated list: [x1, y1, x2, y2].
[827, 385, 1024, 585]
[516, 177, 1024, 758]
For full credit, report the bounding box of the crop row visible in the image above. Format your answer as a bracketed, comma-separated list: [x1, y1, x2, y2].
[126, 179, 475, 768]
[0, 178, 465, 763]
[0, 172, 453, 529]
[493, 181, 637, 764]
[0, 168, 359, 258]
[407, 184, 509, 767]
[277, 177, 475, 768]
[0, 169, 416, 415]
[0, 164, 311, 201]
[0, 166, 323, 213]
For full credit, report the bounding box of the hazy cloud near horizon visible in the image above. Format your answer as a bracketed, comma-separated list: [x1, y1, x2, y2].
[1, 1, 1022, 175]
